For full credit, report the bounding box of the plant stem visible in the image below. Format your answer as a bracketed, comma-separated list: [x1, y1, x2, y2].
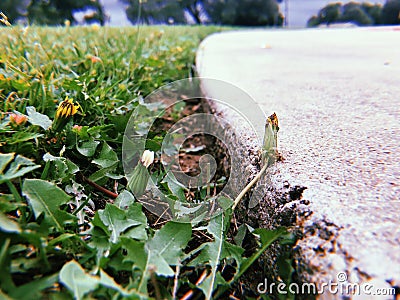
[150, 267, 162, 300]
[6, 180, 26, 224]
[172, 264, 180, 300]
[41, 160, 50, 179]
[6, 180, 22, 202]
[81, 175, 118, 199]
[232, 158, 269, 211]
[206, 162, 211, 198]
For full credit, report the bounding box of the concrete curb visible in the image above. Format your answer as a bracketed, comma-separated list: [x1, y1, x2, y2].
[196, 28, 400, 298]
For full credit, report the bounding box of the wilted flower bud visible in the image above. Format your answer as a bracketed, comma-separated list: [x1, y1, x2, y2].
[141, 150, 154, 168]
[90, 55, 102, 63]
[72, 125, 82, 132]
[262, 112, 279, 164]
[9, 113, 27, 126]
[127, 150, 155, 198]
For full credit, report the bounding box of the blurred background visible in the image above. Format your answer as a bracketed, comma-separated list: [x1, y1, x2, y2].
[1, 0, 399, 27]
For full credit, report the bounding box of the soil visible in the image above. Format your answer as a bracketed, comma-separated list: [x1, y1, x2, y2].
[151, 98, 231, 202]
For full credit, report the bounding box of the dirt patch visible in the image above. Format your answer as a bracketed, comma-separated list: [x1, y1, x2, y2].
[150, 98, 230, 204]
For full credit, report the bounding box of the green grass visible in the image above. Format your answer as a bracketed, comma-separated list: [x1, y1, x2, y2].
[1, 25, 221, 136]
[0, 24, 224, 198]
[0, 25, 291, 299]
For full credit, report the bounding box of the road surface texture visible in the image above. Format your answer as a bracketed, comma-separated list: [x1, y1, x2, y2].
[196, 27, 399, 299]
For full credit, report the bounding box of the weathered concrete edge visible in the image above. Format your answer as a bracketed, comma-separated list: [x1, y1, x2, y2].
[195, 34, 397, 297]
[199, 83, 397, 298]
[198, 81, 308, 280]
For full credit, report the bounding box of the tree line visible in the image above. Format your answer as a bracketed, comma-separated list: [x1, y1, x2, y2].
[1, 0, 400, 27]
[0, 0, 283, 26]
[308, 0, 400, 27]
[120, 0, 284, 26]
[0, 0, 106, 25]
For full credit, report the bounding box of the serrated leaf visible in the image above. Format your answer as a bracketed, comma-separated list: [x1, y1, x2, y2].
[123, 222, 191, 293]
[123, 203, 147, 224]
[221, 241, 244, 265]
[162, 172, 187, 201]
[6, 132, 43, 145]
[121, 238, 147, 271]
[0, 212, 21, 234]
[114, 190, 135, 209]
[22, 179, 75, 231]
[0, 289, 13, 300]
[217, 196, 233, 211]
[0, 238, 15, 293]
[188, 213, 225, 300]
[43, 153, 79, 182]
[87, 226, 111, 269]
[0, 154, 14, 174]
[123, 204, 147, 240]
[236, 227, 287, 280]
[147, 251, 175, 277]
[10, 273, 58, 300]
[124, 224, 147, 241]
[7, 155, 40, 178]
[59, 260, 99, 300]
[0, 154, 40, 184]
[147, 221, 191, 267]
[88, 166, 117, 182]
[98, 204, 143, 243]
[92, 213, 110, 235]
[198, 273, 229, 297]
[26, 106, 52, 130]
[234, 224, 247, 247]
[92, 142, 119, 168]
[76, 138, 100, 157]
[99, 270, 137, 297]
[254, 227, 287, 245]
[0, 194, 23, 213]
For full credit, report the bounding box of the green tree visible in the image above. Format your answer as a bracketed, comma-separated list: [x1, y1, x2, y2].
[121, 0, 186, 24]
[381, 0, 400, 24]
[203, 0, 283, 26]
[361, 3, 382, 24]
[340, 2, 373, 25]
[307, 2, 385, 27]
[121, 0, 283, 26]
[178, 0, 204, 24]
[27, 0, 106, 25]
[0, 0, 26, 24]
[307, 15, 320, 27]
[317, 3, 341, 25]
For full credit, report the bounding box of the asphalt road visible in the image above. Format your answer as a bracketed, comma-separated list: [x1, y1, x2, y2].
[196, 26, 400, 293]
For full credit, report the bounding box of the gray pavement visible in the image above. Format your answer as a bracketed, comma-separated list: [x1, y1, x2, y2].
[196, 26, 400, 296]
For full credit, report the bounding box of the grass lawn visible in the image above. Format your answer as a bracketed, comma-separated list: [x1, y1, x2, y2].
[0, 25, 291, 299]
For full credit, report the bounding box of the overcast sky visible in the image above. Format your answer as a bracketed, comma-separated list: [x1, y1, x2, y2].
[100, 0, 130, 26]
[100, 0, 388, 27]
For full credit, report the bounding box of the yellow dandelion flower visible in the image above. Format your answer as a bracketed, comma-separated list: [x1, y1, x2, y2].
[52, 97, 81, 131]
[56, 97, 80, 118]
